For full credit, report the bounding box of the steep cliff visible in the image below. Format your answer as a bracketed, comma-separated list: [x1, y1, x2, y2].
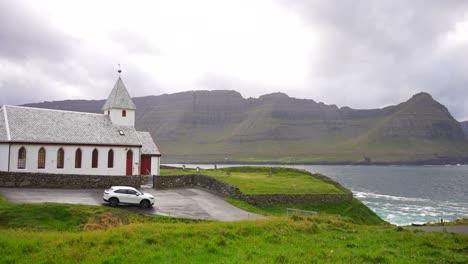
[23, 91, 468, 163]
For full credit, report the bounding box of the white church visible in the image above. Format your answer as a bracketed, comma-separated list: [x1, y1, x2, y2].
[0, 75, 161, 176]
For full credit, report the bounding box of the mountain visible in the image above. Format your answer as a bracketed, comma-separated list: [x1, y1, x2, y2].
[23, 91, 468, 164]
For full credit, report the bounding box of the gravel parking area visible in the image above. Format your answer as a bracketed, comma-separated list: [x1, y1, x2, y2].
[0, 187, 264, 221]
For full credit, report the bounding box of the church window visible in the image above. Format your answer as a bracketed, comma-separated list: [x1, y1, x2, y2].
[57, 148, 65, 169]
[18, 147, 26, 169]
[108, 149, 114, 168]
[92, 149, 98, 168]
[38, 148, 46, 169]
[75, 149, 82, 168]
[122, 110, 126, 117]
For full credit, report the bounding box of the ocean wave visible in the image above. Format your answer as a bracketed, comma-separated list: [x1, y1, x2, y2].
[353, 191, 431, 202]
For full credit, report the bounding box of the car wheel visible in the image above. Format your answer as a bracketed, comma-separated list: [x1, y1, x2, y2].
[109, 197, 119, 207]
[140, 199, 151, 208]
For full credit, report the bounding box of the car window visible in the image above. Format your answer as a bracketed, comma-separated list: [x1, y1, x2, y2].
[114, 189, 127, 194]
[127, 190, 137, 195]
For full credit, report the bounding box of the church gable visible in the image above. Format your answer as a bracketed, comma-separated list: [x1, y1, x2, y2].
[137, 131, 161, 156]
[0, 107, 9, 141]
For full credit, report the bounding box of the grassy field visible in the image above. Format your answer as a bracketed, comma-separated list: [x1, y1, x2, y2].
[1, 195, 468, 263]
[1, 201, 467, 263]
[2, 161, 467, 263]
[160, 166, 350, 195]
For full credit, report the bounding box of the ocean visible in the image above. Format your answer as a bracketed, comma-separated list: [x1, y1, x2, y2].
[165, 164, 468, 226]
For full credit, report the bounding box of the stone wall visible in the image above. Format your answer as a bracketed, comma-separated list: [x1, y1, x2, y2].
[0, 171, 146, 188]
[154, 174, 353, 206]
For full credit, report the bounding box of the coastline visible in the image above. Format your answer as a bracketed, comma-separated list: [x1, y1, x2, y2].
[164, 158, 468, 166]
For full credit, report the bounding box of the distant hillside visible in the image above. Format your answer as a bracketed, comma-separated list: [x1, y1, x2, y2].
[461, 120, 468, 137]
[24, 91, 468, 164]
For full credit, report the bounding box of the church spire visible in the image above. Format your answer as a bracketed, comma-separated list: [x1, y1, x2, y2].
[102, 71, 136, 127]
[102, 75, 136, 111]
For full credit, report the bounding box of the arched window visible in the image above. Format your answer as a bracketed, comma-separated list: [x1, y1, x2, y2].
[122, 110, 126, 117]
[92, 148, 98, 168]
[38, 148, 46, 169]
[108, 149, 114, 168]
[57, 148, 64, 169]
[75, 149, 82, 168]
[107, 110, 110, 115]
[18, 147, 26, 169]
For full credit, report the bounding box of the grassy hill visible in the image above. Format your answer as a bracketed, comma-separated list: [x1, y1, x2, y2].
[160, 166, 350, 195]
[24, 91, 468, 163]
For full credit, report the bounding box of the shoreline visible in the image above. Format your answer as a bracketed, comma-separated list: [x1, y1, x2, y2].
[163, 159, 468, 166]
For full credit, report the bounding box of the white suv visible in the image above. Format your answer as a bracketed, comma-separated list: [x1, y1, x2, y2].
[103, 186, 155, 208]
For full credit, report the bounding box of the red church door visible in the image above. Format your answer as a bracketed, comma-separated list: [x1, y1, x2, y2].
[141, 155, 151, 175]
[126, 150, 133, 176]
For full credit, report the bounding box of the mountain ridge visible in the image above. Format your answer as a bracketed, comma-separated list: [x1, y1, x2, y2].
[22, 90, 468, 164]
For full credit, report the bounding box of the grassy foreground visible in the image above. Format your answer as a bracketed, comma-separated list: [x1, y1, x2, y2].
[1, 196, 468, 263]
[0, 196, 198, 232]
[1, 213, 467, 262]
[160, 166, 349, 195]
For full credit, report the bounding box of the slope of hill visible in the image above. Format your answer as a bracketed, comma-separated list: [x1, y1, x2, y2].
[23, 91, 468, 164]
[461, 120, 468, 137]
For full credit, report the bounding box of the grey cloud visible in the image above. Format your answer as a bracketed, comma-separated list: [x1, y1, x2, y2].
[0, 2, 162, 106]
[278, 0, 468, 119]
[0, 1, 73, 61]
[110, 29, 159, 55]
[2, 0, 468, 122]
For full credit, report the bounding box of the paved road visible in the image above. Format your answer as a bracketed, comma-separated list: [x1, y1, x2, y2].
[0, 187, 264, 221]
[405, 225, 468, 234]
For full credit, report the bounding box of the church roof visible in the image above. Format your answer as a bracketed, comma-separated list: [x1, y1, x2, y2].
[102, 78, 136, 111]
[0, 105, 141, 146]
[137, 131, 161, 156]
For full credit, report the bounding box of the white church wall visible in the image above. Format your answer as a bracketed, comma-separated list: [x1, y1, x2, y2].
[107, 109, 135, 126]
[151, 156, 160, 175]
[9, 144, 141, 176]
[0, 144, 9, 172]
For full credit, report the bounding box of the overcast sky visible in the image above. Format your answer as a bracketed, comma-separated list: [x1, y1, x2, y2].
[1, 0, 468, 119]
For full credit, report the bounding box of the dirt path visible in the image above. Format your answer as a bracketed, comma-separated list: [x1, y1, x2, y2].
[405, 225, 468, 234]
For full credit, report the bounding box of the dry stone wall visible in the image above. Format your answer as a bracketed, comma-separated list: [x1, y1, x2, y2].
[154, 174, 353, 206]
[0, 171, 146, 188]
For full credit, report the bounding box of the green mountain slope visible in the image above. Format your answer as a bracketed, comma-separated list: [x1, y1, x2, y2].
[23, 91, 468, 163]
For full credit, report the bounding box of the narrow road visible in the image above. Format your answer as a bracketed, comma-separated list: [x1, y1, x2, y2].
[405, 225, 468, 234]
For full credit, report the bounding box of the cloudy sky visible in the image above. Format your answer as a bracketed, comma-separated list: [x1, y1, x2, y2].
[1, 0, 468, 119]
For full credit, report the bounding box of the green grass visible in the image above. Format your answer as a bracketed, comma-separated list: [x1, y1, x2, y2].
[1, 195, 467, 263]
[224, 198, 385, 225]
[1, 213, 467, 263]
[0, 195, 198, 232]
[160, 166, 350, 195]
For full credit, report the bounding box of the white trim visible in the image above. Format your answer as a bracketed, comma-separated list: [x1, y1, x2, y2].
[3, 106, 11, 141]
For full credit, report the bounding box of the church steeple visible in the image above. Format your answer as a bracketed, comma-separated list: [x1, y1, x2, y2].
[103, 69, 136, 126]
[102, 77, 136, 111]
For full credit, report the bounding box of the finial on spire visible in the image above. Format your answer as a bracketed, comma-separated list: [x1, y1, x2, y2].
[118, 64, 122, 77]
